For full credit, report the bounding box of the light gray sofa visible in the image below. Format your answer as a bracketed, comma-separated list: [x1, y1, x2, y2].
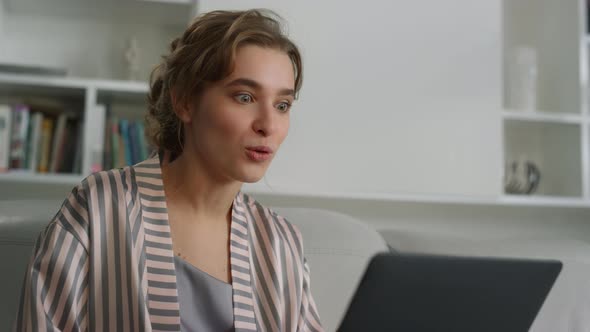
[0, 200, 388, 332]
[3, 199, 590, 332]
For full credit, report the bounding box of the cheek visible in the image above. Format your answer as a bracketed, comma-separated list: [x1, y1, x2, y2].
[279, 117, 290, 141]
[203, 107, 247, 142]
[270, 118, 290, 150]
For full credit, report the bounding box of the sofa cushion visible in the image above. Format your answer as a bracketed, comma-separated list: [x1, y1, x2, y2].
[273, 207, 389, 332]
[0, 199, 63, 331]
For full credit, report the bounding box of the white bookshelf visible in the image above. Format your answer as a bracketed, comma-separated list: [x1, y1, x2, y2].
[501, 0, 590, 204]
[0, 0, 167, 188]
[0, 73, 150, 180]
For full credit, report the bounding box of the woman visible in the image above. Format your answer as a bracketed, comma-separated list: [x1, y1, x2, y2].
[16, 9, 323, 332]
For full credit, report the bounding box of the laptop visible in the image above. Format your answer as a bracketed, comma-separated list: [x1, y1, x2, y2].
[337, 253, 562, 332]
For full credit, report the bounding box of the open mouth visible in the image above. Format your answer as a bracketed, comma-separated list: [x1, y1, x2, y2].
[245, 147, 272, 162]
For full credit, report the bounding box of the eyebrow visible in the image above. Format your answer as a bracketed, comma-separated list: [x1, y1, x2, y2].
[225, 78, 295, 97]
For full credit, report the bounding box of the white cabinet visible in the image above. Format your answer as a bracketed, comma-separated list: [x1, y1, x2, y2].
[0, 73, 149, 183]
[0, 0, 194, 197]
[502, 0, 590, 203]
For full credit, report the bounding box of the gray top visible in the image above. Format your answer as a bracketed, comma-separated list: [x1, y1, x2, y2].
[174, 255, 235, 332]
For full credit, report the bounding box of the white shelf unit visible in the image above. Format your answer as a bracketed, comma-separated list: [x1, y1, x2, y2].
[502, 0, 590, 204]
[0, 0, 189, 192]
[0, 73, 149, 178]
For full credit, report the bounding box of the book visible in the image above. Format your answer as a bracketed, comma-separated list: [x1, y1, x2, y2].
[103, 111, 112, 170]
[27, 112, 43, 172]
[110, 117, 121, 168]
[87, 104, 106, 173]
[38, 117, 55, 173]
[0, 105, 12, 172]
[23, 113, 33, 169]
[128, 121, 139, 165]
[49, 113, 68, 173]
[119, 119, 132, 166]
[72, 121, 84, 174]
[9, 104, 30, 169]
[136, 121, 148, 161]
[59, 117, 80, 173]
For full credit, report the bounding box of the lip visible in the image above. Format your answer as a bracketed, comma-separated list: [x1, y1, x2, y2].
[247, 146, 274, 153]
[245, 146, 273, 162]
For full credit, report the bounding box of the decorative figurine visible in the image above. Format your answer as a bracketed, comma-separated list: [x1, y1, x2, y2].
[124, 37, 141, 81]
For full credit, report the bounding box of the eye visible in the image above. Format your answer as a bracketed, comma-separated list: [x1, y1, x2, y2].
[234, 93, 253, 104]
[276, 101, 292, 113]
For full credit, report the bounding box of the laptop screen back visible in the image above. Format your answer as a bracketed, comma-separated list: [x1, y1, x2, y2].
[338, 253, 562, 332]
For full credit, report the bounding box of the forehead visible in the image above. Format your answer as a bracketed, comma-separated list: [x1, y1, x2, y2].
[223, 45, 295, 91]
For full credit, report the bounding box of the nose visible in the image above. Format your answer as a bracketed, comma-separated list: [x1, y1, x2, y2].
[252, 102, 278, 137]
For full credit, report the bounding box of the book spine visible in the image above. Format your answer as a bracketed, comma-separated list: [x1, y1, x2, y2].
[119, 119, 132, 166]
[0, 105, 12, 172]
[24, 112, 33, 169]
[103, 112, 112, 171]
[128, 122, 139, 165]
[86, 104, 106, 173]
[49, 113, 68, 173]
[136, 121, 148, 161]
[9, 104, 30, 169]
[27, 112, 43, 172]
[110, 117, 120, 168]
[60, 118, 80, 173]
[55, 118, 77, 173]
[72, 121, 84, 174]
[38, 118, 54, 173]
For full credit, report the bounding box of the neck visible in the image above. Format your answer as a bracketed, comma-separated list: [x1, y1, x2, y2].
[161, 150, 242, 224]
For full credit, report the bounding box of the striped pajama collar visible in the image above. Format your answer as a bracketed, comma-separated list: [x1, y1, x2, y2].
[134, 156, 258, 331]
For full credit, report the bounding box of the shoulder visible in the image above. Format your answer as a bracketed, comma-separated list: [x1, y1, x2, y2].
[45, 165, 141, 252]
[57, 167, 134, 233]
[241, 192, 304, 255]
[80, 167, 134, 195]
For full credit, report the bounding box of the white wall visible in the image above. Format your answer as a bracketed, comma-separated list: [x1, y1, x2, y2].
[203, 0, 503, 198]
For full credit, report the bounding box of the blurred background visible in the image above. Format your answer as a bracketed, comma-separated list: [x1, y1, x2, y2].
[0, 0, 589, 240]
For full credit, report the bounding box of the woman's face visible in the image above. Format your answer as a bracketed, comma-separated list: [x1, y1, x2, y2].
[182, 45, 295, 183]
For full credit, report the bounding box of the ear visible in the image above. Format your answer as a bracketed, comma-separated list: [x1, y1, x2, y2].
[170, 89, 192, 123]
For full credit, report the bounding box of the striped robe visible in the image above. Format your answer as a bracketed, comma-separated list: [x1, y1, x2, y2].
[15, 155, 323, 332]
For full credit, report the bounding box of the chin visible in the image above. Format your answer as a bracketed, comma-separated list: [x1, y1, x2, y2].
[240, 173, 265, 183]
[237, 167, 267, 183]
[233, 160, 272, 183]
